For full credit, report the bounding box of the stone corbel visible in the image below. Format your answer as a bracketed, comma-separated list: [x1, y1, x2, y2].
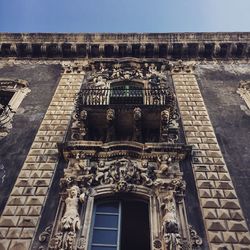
[106, 108, 116, 141]
[160, 109, 170, 142]
[62, 61, 88, 74]
[133, 107, 142, 141]
[171, 60, 195, 74]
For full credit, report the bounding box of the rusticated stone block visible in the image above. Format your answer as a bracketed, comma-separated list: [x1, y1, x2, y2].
[217, 209, 231, 220]
[230, 210, 245, 221]
[28, 206, 42, 216]
[201, 198, 220, 208]
[210, 243, 233, 250]
[237, 232, 250, 244]
[199, 189, 212, 198]
[211, 190, 225, 198]
[0, 240, 11, 250]
[224, 190, 237, 199]
[0, 228, 9, 238]
[233, 245, 250, 250]
[204, 208, 217, 219]
[15, 207, 29, 216]
[8, 197, 26, 206]
[215, 181, 234, 190]
[6, 228, 22, 239]
[2, 206, 17, 216]
[0, 216, 19, 227]
[207, 172, 219, 180]
[9, 239, 31, 250]
[207, 220, 227, 231]
[195, 172, 207, 180]
[208, 231, 224, 243]
[18, 217, 38, 227]
[228, 221, 249, 232]
[220, 199, 241, 209]
[20, 228, 35, 239]
[222, 232, 238, 243]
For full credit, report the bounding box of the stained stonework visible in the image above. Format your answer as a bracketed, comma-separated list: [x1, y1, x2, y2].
[0, 33, 249, 250]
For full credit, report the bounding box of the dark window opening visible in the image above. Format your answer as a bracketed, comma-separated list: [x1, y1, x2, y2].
[90, 199, 150, 250]
[0, 90, 14, 115]
[110, 82, 144, 105]
[0, 90, 14, 106]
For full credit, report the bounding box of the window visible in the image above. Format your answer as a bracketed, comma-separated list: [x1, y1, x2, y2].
[0, 79, 30, 139]
[110, 82, 144, 105]
[89, 199, 150, 250]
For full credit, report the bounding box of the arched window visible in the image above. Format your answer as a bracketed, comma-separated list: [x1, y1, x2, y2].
[89, 199, 150, 250]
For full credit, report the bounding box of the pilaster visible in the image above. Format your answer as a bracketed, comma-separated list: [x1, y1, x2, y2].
[171, 61, 250, 249]
[0, 62, 86, 250]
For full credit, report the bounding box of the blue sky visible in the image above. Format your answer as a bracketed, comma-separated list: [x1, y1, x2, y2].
[0, 0, 249, 32]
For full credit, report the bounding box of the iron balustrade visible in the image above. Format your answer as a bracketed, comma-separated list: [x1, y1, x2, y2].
[79, 87, 174, 106]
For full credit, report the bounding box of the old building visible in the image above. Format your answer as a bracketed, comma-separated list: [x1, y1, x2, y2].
[0, 33, 250, 250]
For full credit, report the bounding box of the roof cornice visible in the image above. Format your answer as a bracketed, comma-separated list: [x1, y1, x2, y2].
[0, 32, 249, 59]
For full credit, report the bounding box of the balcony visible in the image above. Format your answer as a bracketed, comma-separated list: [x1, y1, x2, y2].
[78, 87, 174, 107]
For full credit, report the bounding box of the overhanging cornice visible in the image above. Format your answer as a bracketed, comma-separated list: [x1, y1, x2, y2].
[0, 32, 249, 59]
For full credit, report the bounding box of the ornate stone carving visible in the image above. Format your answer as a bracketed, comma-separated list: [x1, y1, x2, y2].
[49, 185, 86, 250]
[161, 192, 179, 234]
[61, 186, 81, 232]
[77, 237, 86, 250]
[189, 225, 202, 249]
[171, 60, 195, 74]
[62, 62, 87, 74]
[237, 80, 250, 110]
[133, 107, 142, 141]
[71, 110, 88, 140]
[0, 79, 30, 139]
[153, 239, 163, 249]
[39, 224, 53, 243]
[106, 108, 115, 141]
[164, 233, 182, 250]
[49, 231, 76, 250]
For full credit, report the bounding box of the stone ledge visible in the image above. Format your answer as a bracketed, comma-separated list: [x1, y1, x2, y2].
[0, 32, 249, 59]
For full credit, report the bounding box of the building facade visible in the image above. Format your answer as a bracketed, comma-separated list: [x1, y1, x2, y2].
[0, 33, 250, 250]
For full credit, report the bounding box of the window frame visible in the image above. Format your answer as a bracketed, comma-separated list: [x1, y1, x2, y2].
[89, 200, 122, 250]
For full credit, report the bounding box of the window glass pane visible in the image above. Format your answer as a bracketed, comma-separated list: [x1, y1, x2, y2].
[92, 229, 118, 245]
[91, 247, 117, 250]
[94, 214, 118, 228]
[96, 202, 119, 213]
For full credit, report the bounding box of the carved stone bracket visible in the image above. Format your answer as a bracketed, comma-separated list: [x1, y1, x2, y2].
[171, 60, 195, 74]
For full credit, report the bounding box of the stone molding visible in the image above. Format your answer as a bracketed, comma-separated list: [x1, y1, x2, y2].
[0, 33, 249, 59]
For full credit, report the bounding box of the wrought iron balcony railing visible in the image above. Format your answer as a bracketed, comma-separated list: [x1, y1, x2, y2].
[78, 87, 174, 106]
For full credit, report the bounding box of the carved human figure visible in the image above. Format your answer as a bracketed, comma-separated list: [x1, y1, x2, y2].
[61, 185, 85, 232]
[161, 192, 179, 234]
[137, 160, 155, 186]
[95, 160, 110, 184]
[155, 155, 171, 175]
[94, 76, 107, 88]
[111, 64, 121, 79]
[161, 109, 170, 124]
[133, 107, 142, 120]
